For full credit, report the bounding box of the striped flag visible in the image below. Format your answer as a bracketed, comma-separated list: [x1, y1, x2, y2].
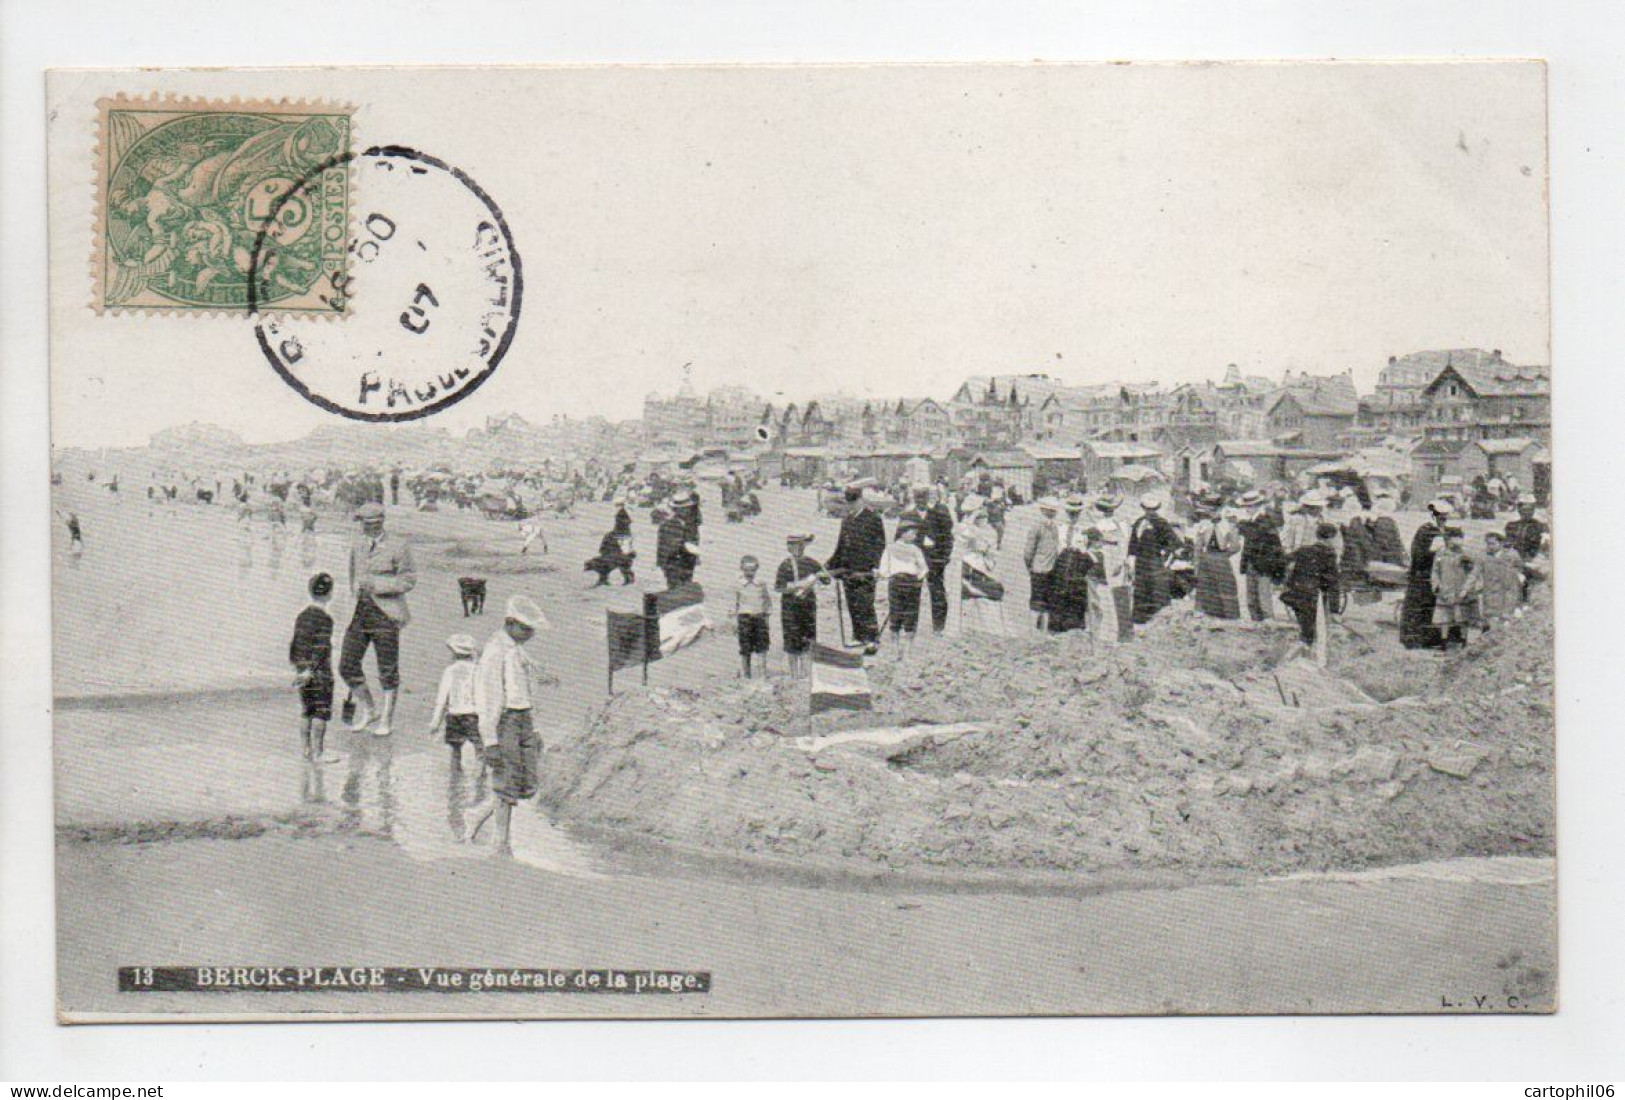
[810, 644, 873, 714]
[644, 583, 712, 659]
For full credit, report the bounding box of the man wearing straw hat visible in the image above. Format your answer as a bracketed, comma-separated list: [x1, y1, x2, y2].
[339, 500, 417, 738]
[1236, 488, 1286, 622]
[828, 483, 888, 654]
[656, 489, 701, 589]
[1281, 488, 1327, 556]
[1281, 522, 1344, 654]
[903, 484, 955, 635]
[1046, 493, 1093, 634]
[1503, 493, 1550, 602]
[469, 594, 549, 855]
[1128, 493, 1178, 624]
[1022, 495, 1061, 632]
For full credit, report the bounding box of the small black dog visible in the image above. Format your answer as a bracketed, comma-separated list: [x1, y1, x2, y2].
[458, 577, 487, 617]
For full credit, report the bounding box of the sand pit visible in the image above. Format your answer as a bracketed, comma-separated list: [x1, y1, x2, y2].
[541, 600, 1554, 879]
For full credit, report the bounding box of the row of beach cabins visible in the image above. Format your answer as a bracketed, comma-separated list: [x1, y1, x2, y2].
[631, 435, 1550, 509]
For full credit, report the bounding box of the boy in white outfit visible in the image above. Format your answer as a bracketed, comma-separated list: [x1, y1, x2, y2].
[427, 633, 483, 772]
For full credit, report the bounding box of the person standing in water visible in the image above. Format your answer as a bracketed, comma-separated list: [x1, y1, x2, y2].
[427, 633, 484, 773]
[288, 572, 339, 763]
[339, 501, 417, 737]
[59, 509, 84, 554]
[468, 595, 548, 856]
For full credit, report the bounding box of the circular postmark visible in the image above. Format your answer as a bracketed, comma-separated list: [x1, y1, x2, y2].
[249, 146, 522, 422]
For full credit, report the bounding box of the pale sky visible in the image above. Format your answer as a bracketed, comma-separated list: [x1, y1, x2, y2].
[48, 62, 1548, 447]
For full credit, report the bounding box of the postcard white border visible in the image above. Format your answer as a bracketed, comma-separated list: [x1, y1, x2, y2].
[3, 0, 1621, 1082]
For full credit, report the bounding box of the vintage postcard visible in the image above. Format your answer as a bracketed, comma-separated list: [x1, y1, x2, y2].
[47, 62, 1554, 1021]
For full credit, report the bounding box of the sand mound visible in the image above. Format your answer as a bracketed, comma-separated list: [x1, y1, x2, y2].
[541, 601, 1553, 879]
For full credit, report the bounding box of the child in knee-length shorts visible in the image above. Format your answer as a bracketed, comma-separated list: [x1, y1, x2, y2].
[288, 572, 339, 763]
[878, 521, 928, 656]
[428, 633, 483, 771]
[733, 555, 771, 678]
[468, 595, 548, 855]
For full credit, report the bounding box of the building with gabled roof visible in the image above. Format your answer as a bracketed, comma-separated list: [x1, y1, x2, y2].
[1419, 352, 1550, 444]
[1035, 383, 1122, 440]
[1264, 371, 1359, 449]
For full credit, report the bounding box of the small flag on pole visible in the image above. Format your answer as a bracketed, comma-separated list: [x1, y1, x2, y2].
[810, 644, 873, 714]
[645, 582, 712, 659]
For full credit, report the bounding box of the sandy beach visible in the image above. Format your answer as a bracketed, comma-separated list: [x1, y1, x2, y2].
[52, 482, 1555, 1018]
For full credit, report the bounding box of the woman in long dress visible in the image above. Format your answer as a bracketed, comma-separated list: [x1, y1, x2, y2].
[1046, 498, 1093, 634]
[957, 501, 1006, 635]
[1085, 496, 1134, 643]
[1189, 506, 1242, 619]
[1400, 501, 1450, 649]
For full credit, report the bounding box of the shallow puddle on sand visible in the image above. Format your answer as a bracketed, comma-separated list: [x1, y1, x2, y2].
[57, 707, 615, 879]
[274, 728, 612, 879]
[388, 750, 609, 878]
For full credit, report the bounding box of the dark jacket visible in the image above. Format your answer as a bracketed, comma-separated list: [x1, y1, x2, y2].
[289, 605, 334, 679]
[1369, 516, 1406, 565]
[657, 516, 697, 573]
[1407, 521, 1443, 580]
[1282, 543, 1342, 614]
[828, 508, 887, 575]
[1504, 517, 1548, 560]
[1128, 511, 1177, 564]
[1238, 513, 1286, 582]
[904, 502, 955, 562]
[1340, 517, 1376, 581]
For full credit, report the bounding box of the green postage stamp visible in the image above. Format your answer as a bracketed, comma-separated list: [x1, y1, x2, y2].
[93, 96, 353, 315]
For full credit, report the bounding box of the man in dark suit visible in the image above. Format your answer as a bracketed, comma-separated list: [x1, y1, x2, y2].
[1281, 522, 1344, 646]
[1128, 495, 1178, 624]
[656, 491, 701, 589]
[1236, 489, 1286, 622]
[1502, 494, 1549, 602]
[903, 485, 955, 634]
[828, 485, 888, 653]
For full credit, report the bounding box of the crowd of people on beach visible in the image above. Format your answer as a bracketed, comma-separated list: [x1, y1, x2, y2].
[618, 471, 1553, 675]
[57, 453, 1552, 858]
